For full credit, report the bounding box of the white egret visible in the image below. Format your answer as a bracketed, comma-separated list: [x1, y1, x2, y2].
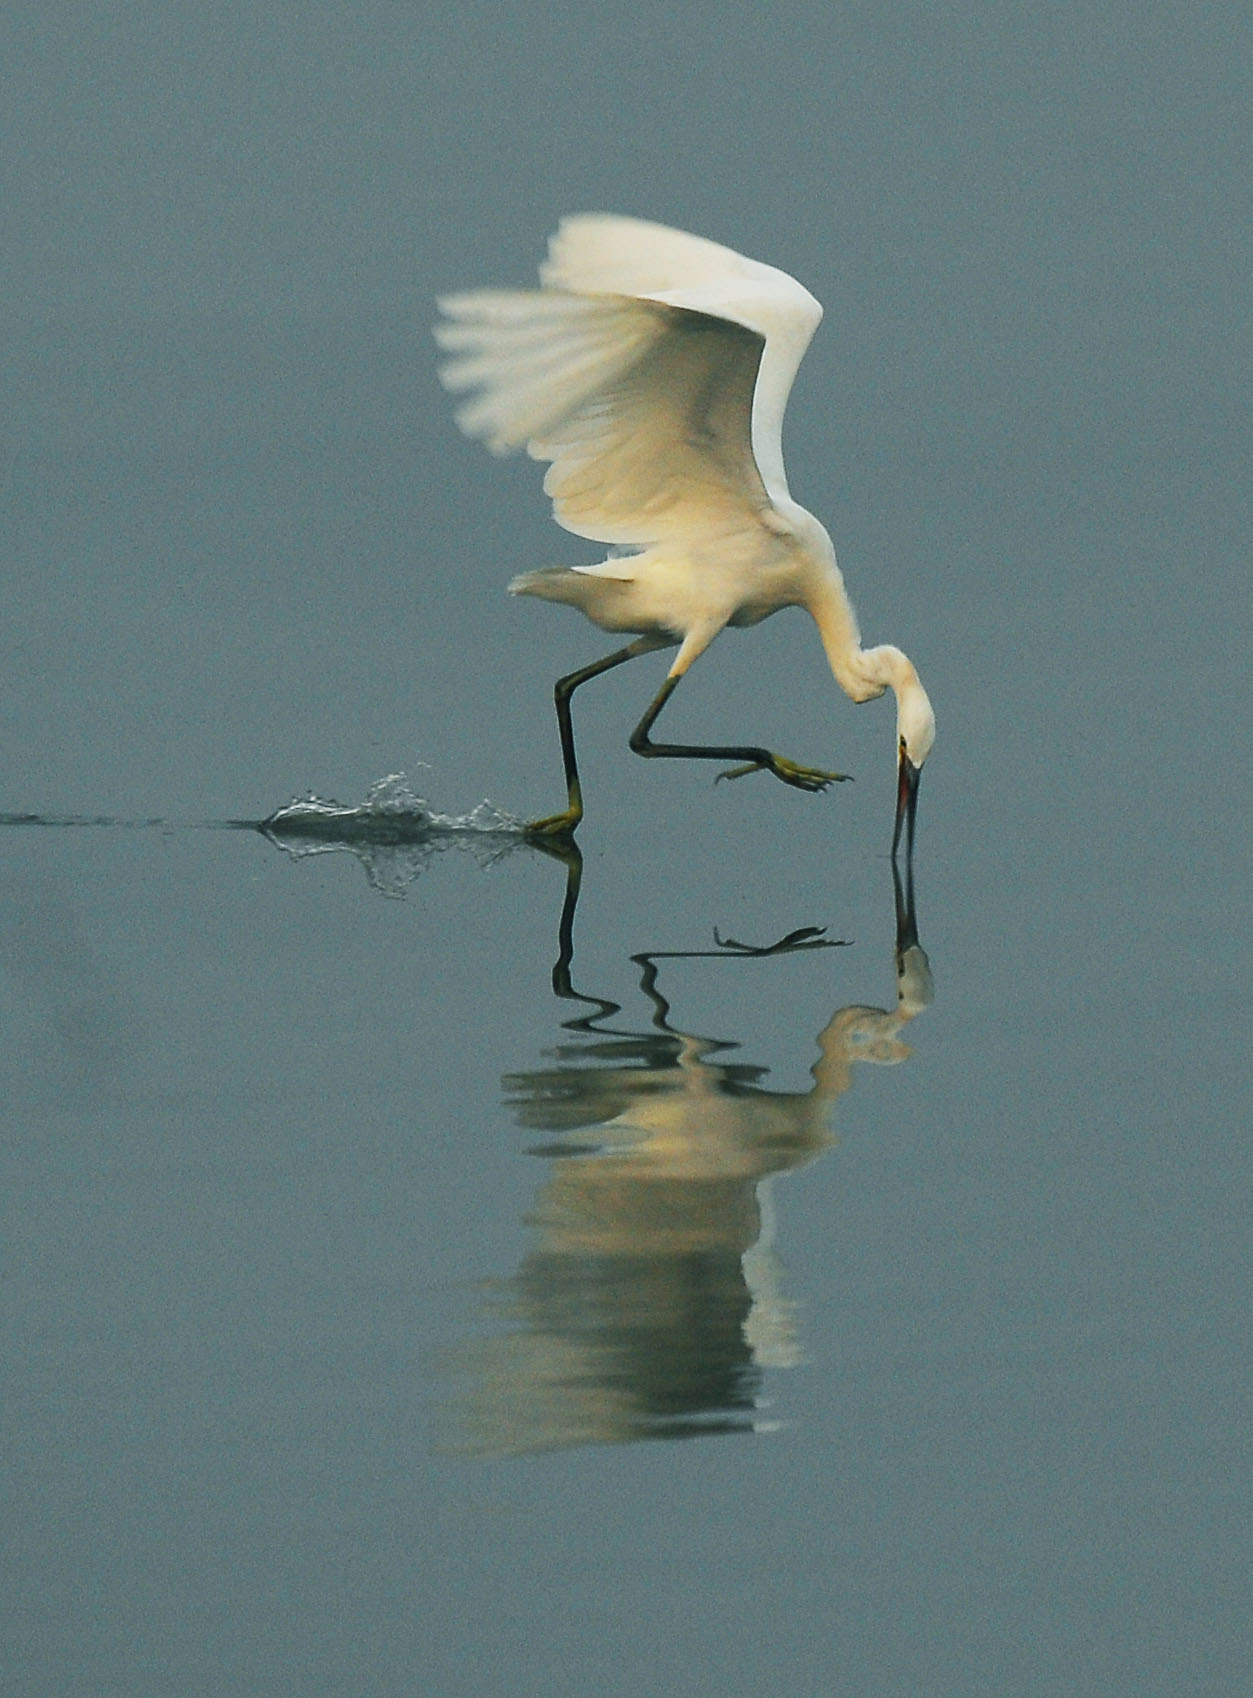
[436, 215, 935, 857]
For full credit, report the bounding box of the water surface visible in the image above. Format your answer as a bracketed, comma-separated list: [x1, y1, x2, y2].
[3, 5, 1247, 1694]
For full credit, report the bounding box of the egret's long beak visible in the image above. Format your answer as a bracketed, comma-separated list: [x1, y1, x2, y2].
[892, 743, 921, 862]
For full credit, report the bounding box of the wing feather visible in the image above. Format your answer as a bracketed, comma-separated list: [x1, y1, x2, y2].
[436, 291, 665, 454]
[436, 290, 769, 545]
[541, 214, 777, 297]
[541, 215, 823, 506]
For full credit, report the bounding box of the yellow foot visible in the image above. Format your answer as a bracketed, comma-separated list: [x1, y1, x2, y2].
[524, 808, 582, 840]
[716, 754, 851, 792]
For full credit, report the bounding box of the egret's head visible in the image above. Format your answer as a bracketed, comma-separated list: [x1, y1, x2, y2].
[893, 675, 935, 861]
[897, 678, 936, 772]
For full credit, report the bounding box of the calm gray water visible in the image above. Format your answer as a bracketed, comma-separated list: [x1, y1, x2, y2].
[3, 5, 1247, 1695]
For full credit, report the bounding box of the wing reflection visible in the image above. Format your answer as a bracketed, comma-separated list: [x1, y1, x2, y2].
[448, 858, 933, 1454]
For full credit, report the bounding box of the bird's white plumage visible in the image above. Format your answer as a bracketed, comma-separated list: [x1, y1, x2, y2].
[540, 214, 791, 298]
[434, 215, 935, 844]
[439, 291, 766, 546]
[436, 214, 822, 541]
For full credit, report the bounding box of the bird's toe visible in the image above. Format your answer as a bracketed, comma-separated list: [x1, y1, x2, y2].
[524, 809, 582, 840]
[774, 756, 852, 791]
[714, 761, 765, 784]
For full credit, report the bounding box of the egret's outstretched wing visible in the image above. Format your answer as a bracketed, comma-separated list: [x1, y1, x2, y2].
[436, 291, 770, 545]
[541, 215, 824, 507]
[437, 215, 826, 547]
[435, 291, 662, 456]
[541, 214, 788, 299]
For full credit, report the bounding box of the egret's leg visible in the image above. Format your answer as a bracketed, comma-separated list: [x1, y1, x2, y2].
[526, 638, 658, 838]
[628, 675, 850, 793]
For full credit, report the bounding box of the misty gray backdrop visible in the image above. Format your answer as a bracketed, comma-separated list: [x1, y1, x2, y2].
[3, 5, 1247, 1697]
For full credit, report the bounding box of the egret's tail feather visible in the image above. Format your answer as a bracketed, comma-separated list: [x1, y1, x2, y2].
[509, 564, 630, 604]
[509, 563, 670, 639]
[509, 559, 637, 599]
[510, 567, 574, 600]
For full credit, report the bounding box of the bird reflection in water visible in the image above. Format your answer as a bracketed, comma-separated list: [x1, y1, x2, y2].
[447, 854, 932, 1455]
[248, 789, 931, 1451]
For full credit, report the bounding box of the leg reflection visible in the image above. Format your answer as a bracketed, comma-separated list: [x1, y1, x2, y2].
[443, 859, 933, 1455]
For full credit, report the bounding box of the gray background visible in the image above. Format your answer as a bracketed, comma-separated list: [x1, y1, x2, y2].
[2, 4, 1248, 1695]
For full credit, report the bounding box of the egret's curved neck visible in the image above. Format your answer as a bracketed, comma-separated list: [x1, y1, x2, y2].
[804, 562, 882, 701]
[804, 562, 930, 732]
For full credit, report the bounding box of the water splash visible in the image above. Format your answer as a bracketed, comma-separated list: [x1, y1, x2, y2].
[260, 772, 528, 896]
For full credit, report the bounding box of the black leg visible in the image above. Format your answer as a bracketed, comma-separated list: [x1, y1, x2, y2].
[628, 675, 850, 793]
[526, 638, 658, 838]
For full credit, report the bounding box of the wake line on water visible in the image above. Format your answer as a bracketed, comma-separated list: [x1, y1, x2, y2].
[0, 812, 185, 830]
[0, 775, 526, 841]
[0, 775, 538, 898]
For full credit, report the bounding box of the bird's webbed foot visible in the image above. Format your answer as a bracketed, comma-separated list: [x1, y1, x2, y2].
[716, 753, 851, 792]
